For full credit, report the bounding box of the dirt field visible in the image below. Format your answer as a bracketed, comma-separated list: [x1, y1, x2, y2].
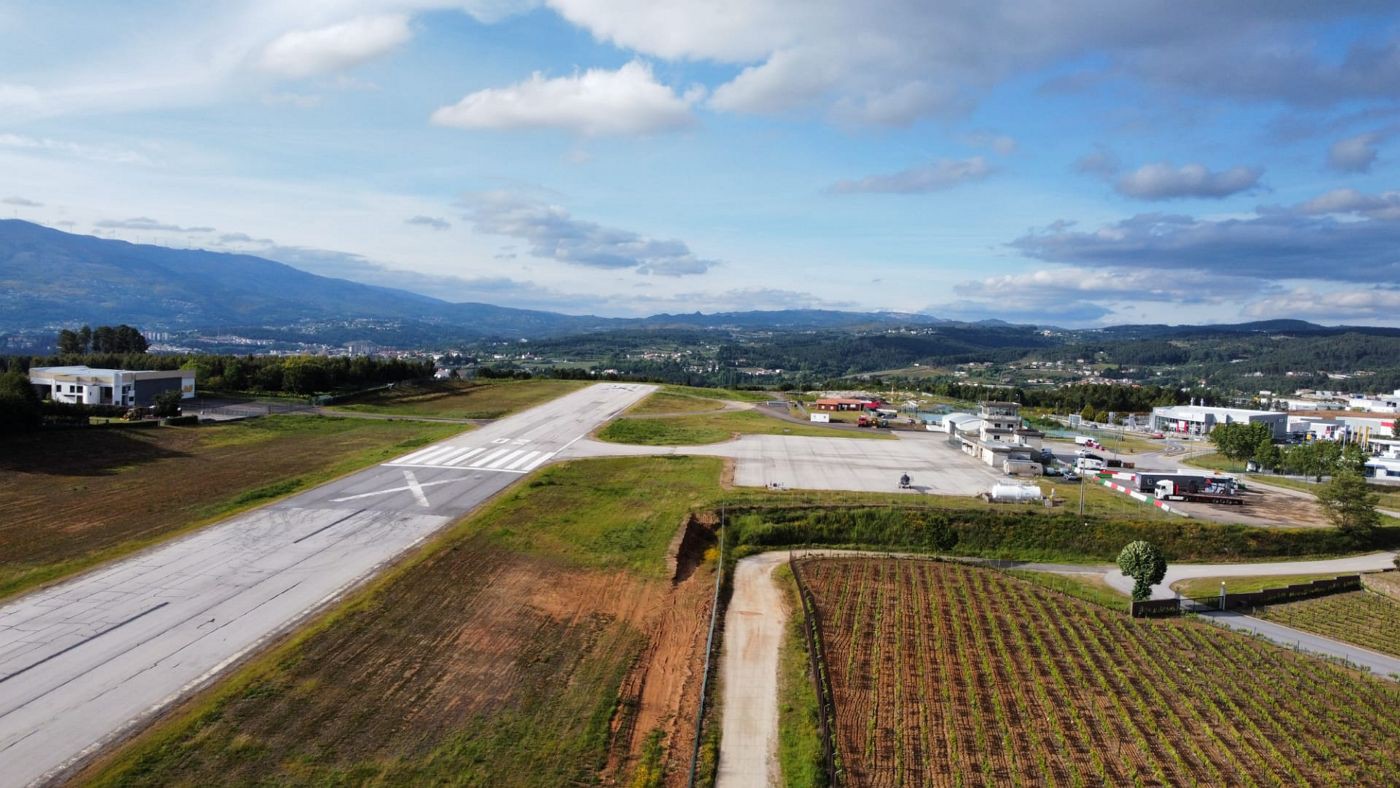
[84, 456, 724, 787]
[797, 556, 1400, 786]
[330, 379, 588, 419]
[0, 416, 464, 599]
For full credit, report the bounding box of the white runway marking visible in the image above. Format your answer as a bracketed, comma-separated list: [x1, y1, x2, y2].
[402, 470, 430, 508]
[329, 475, 460, 503]
[485, 449, 527, 469]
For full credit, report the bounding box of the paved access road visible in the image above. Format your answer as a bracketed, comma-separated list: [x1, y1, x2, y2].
[1104, 552, 1399, 601]
[0, 383, 653, 787]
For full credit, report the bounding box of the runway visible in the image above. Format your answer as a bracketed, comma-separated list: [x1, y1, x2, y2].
[0, 383, 653, 786]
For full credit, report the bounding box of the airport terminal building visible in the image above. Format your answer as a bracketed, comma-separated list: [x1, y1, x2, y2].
[28, 365, 196, 407]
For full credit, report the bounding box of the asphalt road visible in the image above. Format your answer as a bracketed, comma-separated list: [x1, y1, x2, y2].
[0, 383, 653, 787]
[1103, 552, 1400, 601]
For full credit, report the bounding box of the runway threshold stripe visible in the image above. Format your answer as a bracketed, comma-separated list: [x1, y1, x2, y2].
[395, 446, 441, 464]
[412, 446, 462, 465]
[445, 447, 485, 466]
[505, 450, 540, 470]
[0, 602, 171, 685]
[432, 448, 473, 466]
[474, 448, 510, 466]
[486, 449, 526, 468]
[521, 452, 555, 471]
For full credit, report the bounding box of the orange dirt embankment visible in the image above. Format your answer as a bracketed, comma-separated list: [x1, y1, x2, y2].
[604, 513, 719, 786]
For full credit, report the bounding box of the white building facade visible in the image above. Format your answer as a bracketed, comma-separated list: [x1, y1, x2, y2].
[1150, 404, 1288, 438]
[28, 366, 196, 407]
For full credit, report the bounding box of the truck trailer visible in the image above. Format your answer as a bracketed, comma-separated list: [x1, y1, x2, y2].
[1154, 478, 1243, 506]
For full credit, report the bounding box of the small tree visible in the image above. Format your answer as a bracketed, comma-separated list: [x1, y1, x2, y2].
[152, 389, 183, 418]
[1316, 470, 1380, 544]
[1118, 540, 1167, 601]
[1253, 435, 1280, 471]
[1080, 403, 1097, 423]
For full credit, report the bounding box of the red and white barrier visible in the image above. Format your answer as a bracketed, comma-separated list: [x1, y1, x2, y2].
[1098, 478, 1191, 518]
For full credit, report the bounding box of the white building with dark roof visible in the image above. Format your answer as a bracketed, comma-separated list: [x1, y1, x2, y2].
[28, 366, 195, 407]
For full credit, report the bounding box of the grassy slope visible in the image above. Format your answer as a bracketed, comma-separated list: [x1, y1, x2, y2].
[1171, 572, 1357, 598]
[773, 564, 828, 788]
[658, 384, 772, 403]
[85, 456, 724, 787]
[0, 416, 465, 600]
[330, 379, 589, 419]
[1257, 590, 1400, 659]
[597, 410, 890, 445]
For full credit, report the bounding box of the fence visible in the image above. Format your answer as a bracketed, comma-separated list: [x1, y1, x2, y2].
[687, 521, 724, 788]
[1133, 575, 1363, 617]
[788, 554, 842, 786]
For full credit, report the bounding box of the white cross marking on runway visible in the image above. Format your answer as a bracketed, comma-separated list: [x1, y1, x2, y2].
[330, 471, 456, 505]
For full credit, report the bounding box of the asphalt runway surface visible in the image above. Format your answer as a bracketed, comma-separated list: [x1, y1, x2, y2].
[0, 383, 653, 786]
[565, 430, 1008, 496]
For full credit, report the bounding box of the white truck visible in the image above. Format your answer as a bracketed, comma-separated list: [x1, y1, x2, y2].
[1154, 478, 1242, 506]
[1074, 435, 1104, 450]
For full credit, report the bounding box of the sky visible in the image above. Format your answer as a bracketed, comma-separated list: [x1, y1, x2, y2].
[3, 1, 1400, 327]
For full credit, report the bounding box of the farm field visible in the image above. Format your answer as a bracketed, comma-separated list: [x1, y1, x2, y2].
[597, 409, 890, 445]
[83, 456, 724, 787]
[0, 416, 464, 600]
[330, 378, 589, 419]
[1257, 590, 1400, 659]
[796, 556, 1400, 786]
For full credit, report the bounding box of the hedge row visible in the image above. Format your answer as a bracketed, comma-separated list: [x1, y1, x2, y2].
[727, 506, 1398, 563]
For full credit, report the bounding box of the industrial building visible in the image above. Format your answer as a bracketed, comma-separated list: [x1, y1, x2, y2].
[1149, 404, 1287, 438]
[28, 366, 195, 407]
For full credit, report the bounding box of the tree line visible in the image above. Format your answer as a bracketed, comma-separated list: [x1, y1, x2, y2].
[56, 325, 149, 355]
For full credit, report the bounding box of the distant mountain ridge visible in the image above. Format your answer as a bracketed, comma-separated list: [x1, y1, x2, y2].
[1, 220, 1393, 340]
[0, 221, 955, 337]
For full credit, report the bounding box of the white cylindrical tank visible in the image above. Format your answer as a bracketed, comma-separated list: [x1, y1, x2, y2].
[988, 483, 1043, 503]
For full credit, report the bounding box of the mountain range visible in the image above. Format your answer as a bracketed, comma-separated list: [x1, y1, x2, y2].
[1, 220, 1392, 342]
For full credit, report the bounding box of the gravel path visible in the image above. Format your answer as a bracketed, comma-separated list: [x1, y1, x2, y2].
[1202, 610, 1400, 679]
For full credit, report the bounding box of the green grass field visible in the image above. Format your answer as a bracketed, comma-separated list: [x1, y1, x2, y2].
[84, 456, 724, 787]
[330, 379, 589, 419]
[0, 416, 466, 601]
[626, 390, 728, 416]
[597, 409, 890, 445]
[1006, 569, 1128, 611]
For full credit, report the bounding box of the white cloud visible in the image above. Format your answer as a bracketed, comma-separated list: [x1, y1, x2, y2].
[1245, 287, 1400, 321]
[94, 216, 215, 233]
[829, 157, 992, 195]
[0, 133, 152, 165]
[465, 192, 718, 275]
[1113, 162, 1263, 200]
[405, 214, 451, 230]
[1, 196, 42, 207]
[1297, 188, 1400, 221]
[259, 14, 412, 78]
[1327, 130, 1387, 172]
[431, 61, 698, 136]
[544, 2, 1400, 127]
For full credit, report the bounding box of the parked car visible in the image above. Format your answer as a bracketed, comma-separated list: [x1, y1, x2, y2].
[1043, 466, 1064, 477]
[1062, 473, 1081, 483]
[1076, 449, 1104, 461]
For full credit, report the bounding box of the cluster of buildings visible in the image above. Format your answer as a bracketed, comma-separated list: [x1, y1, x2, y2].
[942, 401, 1045, 476]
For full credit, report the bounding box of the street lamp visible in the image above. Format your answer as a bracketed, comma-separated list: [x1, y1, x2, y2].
[1220, 581, 1226, 610]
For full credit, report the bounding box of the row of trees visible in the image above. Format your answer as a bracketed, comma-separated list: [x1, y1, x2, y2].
[1209, 422, 1372, 481]
[56, 325, 149, 355]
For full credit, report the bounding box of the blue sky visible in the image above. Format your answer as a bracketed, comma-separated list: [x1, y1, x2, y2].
[3, 1, 1400, 326]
